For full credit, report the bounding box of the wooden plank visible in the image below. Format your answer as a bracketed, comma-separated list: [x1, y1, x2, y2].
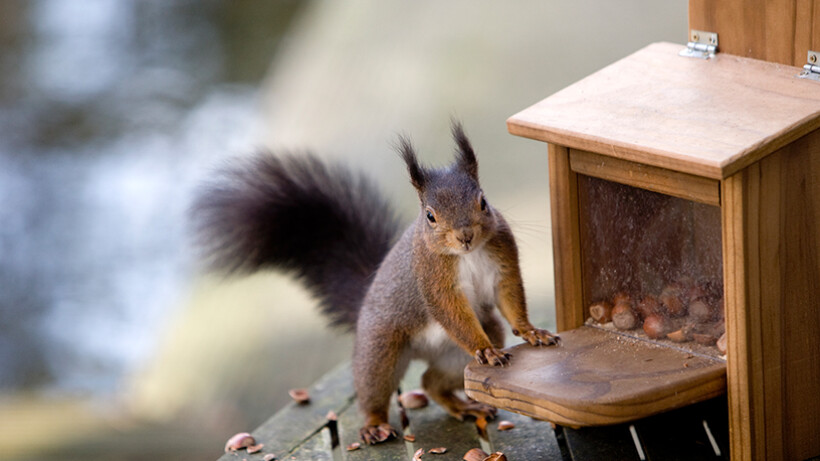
[721, 170, 753, 461]
[563, 424, 641, 460]
[487, 409, 562, 461]
[507, 42, 820, 180]
[287, 427, 334, 461]
[548, 144, 585, 331]
[794, 0, 820, 69]
[464, 326, 726, 427]
[404, 400, 484, 461]
[569, 149, 720, 207]
[216, 362, 355, 461]
[688, 0, 820, 67]
[772, 131, 820, 460]
[338, 397, 408, 460]
[721, 129, 820, 460]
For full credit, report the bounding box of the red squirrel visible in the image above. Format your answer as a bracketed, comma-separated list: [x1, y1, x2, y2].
[193, 121, 559, 444]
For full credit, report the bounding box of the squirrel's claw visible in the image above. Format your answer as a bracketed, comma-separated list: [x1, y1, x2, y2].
[359, 423, 397, 445]
[520, 328, 561, 347]
[475, 347, 512, 367]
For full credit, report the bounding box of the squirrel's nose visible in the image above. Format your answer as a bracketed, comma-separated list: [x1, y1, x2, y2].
[457, 228, 474, 248]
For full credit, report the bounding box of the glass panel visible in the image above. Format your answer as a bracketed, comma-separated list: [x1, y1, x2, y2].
[578, 175, 725, 357]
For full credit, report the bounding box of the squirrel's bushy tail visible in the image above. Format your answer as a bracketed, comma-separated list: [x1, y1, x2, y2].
[192, 153, 400, 330]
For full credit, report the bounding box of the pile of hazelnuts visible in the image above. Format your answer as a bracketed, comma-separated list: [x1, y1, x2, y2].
[588, 280, 727, 355]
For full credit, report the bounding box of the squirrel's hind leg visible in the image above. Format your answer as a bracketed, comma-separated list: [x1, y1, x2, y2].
[421, 354, 497, 422]
[353, 335, 410, 444]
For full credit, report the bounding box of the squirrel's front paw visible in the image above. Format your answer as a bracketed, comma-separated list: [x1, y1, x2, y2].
[517, 328, 561, 347]
[475, 347, 512, 366]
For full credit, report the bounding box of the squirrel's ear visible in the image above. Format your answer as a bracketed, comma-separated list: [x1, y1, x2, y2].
[397, 135, 426, 191]
[451, 120, 478, 180]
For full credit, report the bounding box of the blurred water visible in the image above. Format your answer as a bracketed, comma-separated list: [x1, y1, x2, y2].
[0, 0, 302, 394]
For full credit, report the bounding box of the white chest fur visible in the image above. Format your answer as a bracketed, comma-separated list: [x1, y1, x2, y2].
[413, 248, 500, 354]
[457, 247, 500, 311]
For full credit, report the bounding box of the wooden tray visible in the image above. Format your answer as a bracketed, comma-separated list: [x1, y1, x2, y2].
[464, 326, 726, 427]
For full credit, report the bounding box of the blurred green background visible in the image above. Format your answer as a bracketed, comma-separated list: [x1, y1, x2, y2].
[0, 1, 687, 459]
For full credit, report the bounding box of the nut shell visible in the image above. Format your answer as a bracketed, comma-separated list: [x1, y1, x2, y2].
[463, 448, 489, 461]
[224, 432, 256, 452]
[589, 301, 613, 323]
[716, 332, 727, 355]
[288, 388, 310, 404]
[497, 420, 516, 431]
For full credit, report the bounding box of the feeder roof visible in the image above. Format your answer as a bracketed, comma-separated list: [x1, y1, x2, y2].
[508, 42, 820, 179]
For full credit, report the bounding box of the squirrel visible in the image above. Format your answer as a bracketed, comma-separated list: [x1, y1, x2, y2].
[193, 121, 560, 444]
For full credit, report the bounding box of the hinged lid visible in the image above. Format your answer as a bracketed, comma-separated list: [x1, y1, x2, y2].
[799, 50, 820, 82]
[679, 29, 718, 59]
[508, 42, 820, 179]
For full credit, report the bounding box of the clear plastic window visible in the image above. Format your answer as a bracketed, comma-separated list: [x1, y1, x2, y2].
[578, 175, 725, 357]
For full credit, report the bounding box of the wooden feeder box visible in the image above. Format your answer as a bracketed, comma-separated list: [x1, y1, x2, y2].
[466, 5, 820, 460]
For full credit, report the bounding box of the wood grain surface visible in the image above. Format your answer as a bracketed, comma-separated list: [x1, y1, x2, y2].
[721, 128, 820, 461]
[689, 0, 820, 67]
[508, 42, 820, 180]
[548, 144, 586, 332]
[464, 326, 726, 427]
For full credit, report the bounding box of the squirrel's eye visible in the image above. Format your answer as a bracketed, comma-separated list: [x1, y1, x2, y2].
[426, 210, 436, 223]
[480, 196, 487, 211]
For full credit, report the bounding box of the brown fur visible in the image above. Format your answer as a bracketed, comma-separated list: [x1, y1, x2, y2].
[353, 122, 559, 443]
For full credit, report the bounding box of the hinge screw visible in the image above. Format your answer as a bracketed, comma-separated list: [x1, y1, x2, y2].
[811, 54, 817, 63]
[693, 33, 699, 41]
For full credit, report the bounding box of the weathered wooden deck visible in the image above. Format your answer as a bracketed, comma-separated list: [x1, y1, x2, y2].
[217, 361, 733, 460]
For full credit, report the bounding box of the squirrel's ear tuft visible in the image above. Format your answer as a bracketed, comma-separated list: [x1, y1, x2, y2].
[451, 120, 478, 180]
[397, 135, 426, 191]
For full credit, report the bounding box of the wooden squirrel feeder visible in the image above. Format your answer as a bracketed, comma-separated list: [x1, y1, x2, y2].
[465, 2, 820, 460]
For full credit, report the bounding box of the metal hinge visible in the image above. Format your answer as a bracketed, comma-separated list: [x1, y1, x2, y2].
[679, 30, 718, 59]
[798, 50, 820, 81]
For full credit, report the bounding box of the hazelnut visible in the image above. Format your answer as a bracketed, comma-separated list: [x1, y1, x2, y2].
[636, 295, 661, 319]
[485, 453, 508, 461]
[642, 313, 670, 339]
[263, 454, 277, 461]
[429, 447, 448, 454]
[399, 390, 429, 409]
[413, 448, 424, 461]
[589, 301, 613, 323]
[403, 434, 416, 442]
[688, 299, 714, 322]
[612, 302, 638, 330]
[660, 285, 688, 317]
[612, 292, 632, 306]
